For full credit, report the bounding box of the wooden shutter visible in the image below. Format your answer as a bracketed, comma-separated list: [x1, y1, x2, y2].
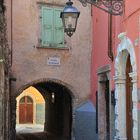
[41, 7, 53, 47]
[54, 8, 64, 48]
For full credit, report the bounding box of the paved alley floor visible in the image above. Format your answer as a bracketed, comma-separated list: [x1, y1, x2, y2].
[16, 124, 44, 133]
[16, 124, 70, 140]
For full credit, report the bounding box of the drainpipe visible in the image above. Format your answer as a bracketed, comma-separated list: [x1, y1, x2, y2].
[108, 14, 114, 61]
[9, 0, 15, 140]
[10, 0, 13, 66]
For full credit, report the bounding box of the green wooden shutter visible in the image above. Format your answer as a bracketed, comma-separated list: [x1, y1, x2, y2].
[54, 8, 64, 48]
[41, 7, 53, 47]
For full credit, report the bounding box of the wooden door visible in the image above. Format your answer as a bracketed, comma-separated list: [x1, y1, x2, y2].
[19, 96, 33, 124]
[105, 80, 110, 140]
[126, 55, 133, 140]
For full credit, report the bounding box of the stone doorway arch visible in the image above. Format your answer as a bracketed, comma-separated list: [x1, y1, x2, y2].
[114, 32, 138, 140]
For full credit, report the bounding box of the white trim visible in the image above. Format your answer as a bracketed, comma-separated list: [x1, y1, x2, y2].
[114, 32, 138, 140]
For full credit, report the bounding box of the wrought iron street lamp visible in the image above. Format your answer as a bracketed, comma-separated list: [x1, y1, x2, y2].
[60, 0, 80, 37]
[61, 0, 123, 37]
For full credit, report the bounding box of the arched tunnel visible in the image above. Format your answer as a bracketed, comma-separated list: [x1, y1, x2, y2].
[16, 81, 73, 140]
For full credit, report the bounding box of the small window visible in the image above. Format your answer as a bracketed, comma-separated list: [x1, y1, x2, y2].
[19, 96, 25, 104]
[27, 96, 33, 104]
[19, 96, 33, 104]
[40, 6, 64, 48]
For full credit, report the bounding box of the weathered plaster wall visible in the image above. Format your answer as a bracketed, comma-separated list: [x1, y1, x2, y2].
[6, 0, 92, 100]
[91, 7, 115, 104]
[91, 0, 140, 104]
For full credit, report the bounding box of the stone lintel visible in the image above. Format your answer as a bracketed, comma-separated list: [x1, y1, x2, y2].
[97, 65, 111, 75]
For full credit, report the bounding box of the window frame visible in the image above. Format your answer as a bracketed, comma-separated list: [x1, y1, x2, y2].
[38, 4, 67, 49]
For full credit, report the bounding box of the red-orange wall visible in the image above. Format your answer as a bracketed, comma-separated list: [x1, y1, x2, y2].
[123, 2, 140, 88]
[91, 7, 114, 104]
[91, 1, 140, 105]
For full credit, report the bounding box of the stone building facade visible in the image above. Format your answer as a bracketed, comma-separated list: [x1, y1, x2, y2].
[5, 0, 92, 139]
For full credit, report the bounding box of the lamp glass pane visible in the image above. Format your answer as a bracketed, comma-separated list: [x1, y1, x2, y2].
[63, 13, 78, 30]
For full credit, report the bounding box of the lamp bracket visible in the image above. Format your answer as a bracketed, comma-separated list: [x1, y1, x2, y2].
[79, 0, 124, 15]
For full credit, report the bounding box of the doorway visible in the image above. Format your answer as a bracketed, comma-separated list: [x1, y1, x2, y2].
[105, 80, 110, 140]
[114, 33, 138, 139]
[19, 96, 33, 124]
[97, 65, 111, 140]
[126, 55, 133, 140]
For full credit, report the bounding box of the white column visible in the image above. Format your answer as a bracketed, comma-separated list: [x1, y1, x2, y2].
[129, 72, 138, 140]
[114, 75, 127, 140]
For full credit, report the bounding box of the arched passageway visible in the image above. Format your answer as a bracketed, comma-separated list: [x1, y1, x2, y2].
[16, 80, 73, 140]
[16, 81, 73, 140]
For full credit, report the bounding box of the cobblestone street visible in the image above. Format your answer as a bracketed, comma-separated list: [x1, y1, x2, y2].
[16, 124, 44, 133]
[16, 124, 70, 140]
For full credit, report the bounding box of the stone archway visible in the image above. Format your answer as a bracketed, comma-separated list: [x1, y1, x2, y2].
[13, 78, 77, 140]
[114, 32, 138, 140]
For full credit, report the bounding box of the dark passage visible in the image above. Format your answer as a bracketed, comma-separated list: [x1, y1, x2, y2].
[16, 81, 72, 140]
[16, 132, 70, 140]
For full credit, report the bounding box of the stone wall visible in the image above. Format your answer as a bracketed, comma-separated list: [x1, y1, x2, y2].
[0, 1, 10, 140]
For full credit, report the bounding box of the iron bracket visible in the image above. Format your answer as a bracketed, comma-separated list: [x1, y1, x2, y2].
[79, 0, 124, 15]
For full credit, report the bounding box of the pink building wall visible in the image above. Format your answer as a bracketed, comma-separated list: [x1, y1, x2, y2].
[91, 1, 140, 139]
[91, 7, 115, 104]
[91, 1, 140, 105]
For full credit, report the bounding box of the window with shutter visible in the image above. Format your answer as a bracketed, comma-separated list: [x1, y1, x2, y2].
[54, 8, 64, 48]
[40, 6, 64, 48]
[41, 7, 53, 47]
